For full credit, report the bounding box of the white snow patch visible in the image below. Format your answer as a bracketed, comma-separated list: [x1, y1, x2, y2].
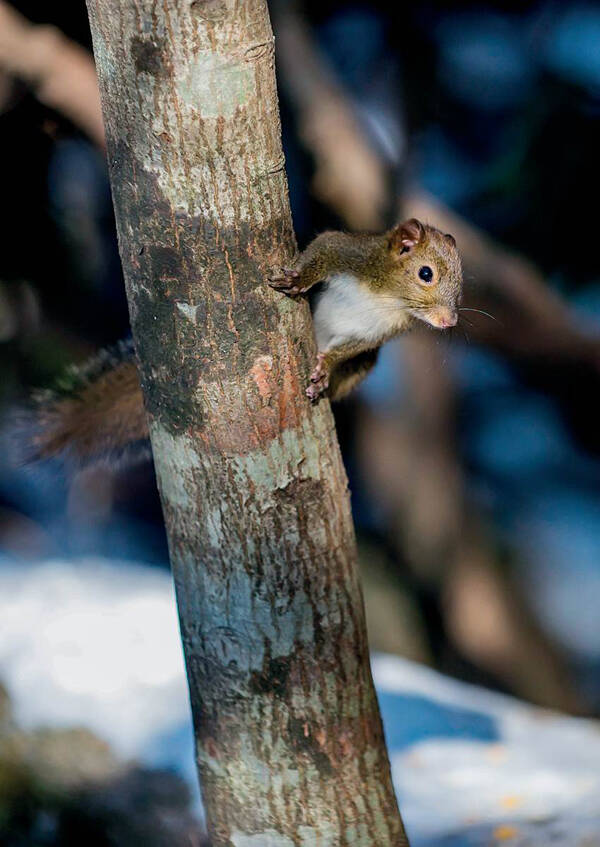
[0, 557, 189, 759]
[372, 653, 600, 838]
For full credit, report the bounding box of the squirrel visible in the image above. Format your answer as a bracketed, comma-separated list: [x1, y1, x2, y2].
[270, 217, 462, 400]
[26, 218, 462, 467]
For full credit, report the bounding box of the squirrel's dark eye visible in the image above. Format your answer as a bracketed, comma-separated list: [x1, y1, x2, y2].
[418, 265, 434, 283]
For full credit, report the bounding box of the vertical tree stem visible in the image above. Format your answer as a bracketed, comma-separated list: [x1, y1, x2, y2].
[85, 0, 408, 843]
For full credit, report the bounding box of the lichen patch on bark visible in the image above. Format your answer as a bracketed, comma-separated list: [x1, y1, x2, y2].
[178, 53, 255, 116]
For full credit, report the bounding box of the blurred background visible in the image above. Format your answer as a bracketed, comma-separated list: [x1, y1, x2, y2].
[0, 0, 599, 844]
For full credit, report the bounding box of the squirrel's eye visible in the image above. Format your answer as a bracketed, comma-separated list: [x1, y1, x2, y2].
[418, 265, 433, 283]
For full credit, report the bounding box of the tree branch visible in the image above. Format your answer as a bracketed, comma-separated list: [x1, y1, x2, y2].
[0, 1, 105, 146]
[85, 0, 408, 843]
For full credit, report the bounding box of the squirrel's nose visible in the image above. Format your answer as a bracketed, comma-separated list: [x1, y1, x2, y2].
[439, 310, 458, 328]
[425, 306, 457, 329]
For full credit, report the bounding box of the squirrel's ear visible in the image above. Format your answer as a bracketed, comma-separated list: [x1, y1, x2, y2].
[390, 218, 425, 253]
[444, 232, 456, 247]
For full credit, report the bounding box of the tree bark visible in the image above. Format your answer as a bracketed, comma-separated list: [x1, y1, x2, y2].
[85, 1, 408, 844]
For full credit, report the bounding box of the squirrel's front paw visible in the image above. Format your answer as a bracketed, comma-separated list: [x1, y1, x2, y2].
[306, 353, 329, 402]
[268, 267, 303, 295]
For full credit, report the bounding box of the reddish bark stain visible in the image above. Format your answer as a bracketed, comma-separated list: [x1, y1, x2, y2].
[250, 354, 273, 403]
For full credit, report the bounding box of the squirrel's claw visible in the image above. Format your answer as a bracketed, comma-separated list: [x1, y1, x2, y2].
[306, 354, 329, 402]
[306, 383, 326, 402]
[268, 267, 302, 295]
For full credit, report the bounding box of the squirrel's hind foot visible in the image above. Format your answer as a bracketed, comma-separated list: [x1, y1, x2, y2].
[306, 353, 329, 402]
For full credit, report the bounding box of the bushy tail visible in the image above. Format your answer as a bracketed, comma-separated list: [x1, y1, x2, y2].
[23, 339, 150, 469]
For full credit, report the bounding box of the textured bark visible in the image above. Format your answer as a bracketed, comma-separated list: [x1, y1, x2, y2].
[85, 1, 408, 844]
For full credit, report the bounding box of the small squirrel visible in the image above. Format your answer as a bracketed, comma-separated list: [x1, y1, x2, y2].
[26, 218, 461, 467]
[270, 217, 462, 401]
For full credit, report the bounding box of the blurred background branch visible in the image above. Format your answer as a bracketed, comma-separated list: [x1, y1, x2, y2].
[0, 1, 104, 146]
[272, 0, 390, 230]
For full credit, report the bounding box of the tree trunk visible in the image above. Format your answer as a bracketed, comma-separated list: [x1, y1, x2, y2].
[85, 1, 408, 843]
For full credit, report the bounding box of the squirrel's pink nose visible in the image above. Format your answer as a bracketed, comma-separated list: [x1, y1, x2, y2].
[423, 307, 458, 329]
[438, 311, 458, 328]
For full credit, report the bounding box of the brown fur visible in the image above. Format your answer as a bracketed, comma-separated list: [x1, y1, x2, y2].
[29, 359, 147, 466]
[328, 348, 380, 401]
[272, 220, 461, 302]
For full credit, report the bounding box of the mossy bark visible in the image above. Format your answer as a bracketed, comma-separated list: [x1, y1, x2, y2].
[85, 0, 408, 843]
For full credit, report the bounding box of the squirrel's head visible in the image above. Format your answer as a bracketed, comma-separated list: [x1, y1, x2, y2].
[387, 218, 462, 329]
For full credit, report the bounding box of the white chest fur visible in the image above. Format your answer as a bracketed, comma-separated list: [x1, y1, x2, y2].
[311, 273, 407, 351]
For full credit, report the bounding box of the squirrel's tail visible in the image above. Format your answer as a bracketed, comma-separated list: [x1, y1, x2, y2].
[23, 339, 150, 469]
